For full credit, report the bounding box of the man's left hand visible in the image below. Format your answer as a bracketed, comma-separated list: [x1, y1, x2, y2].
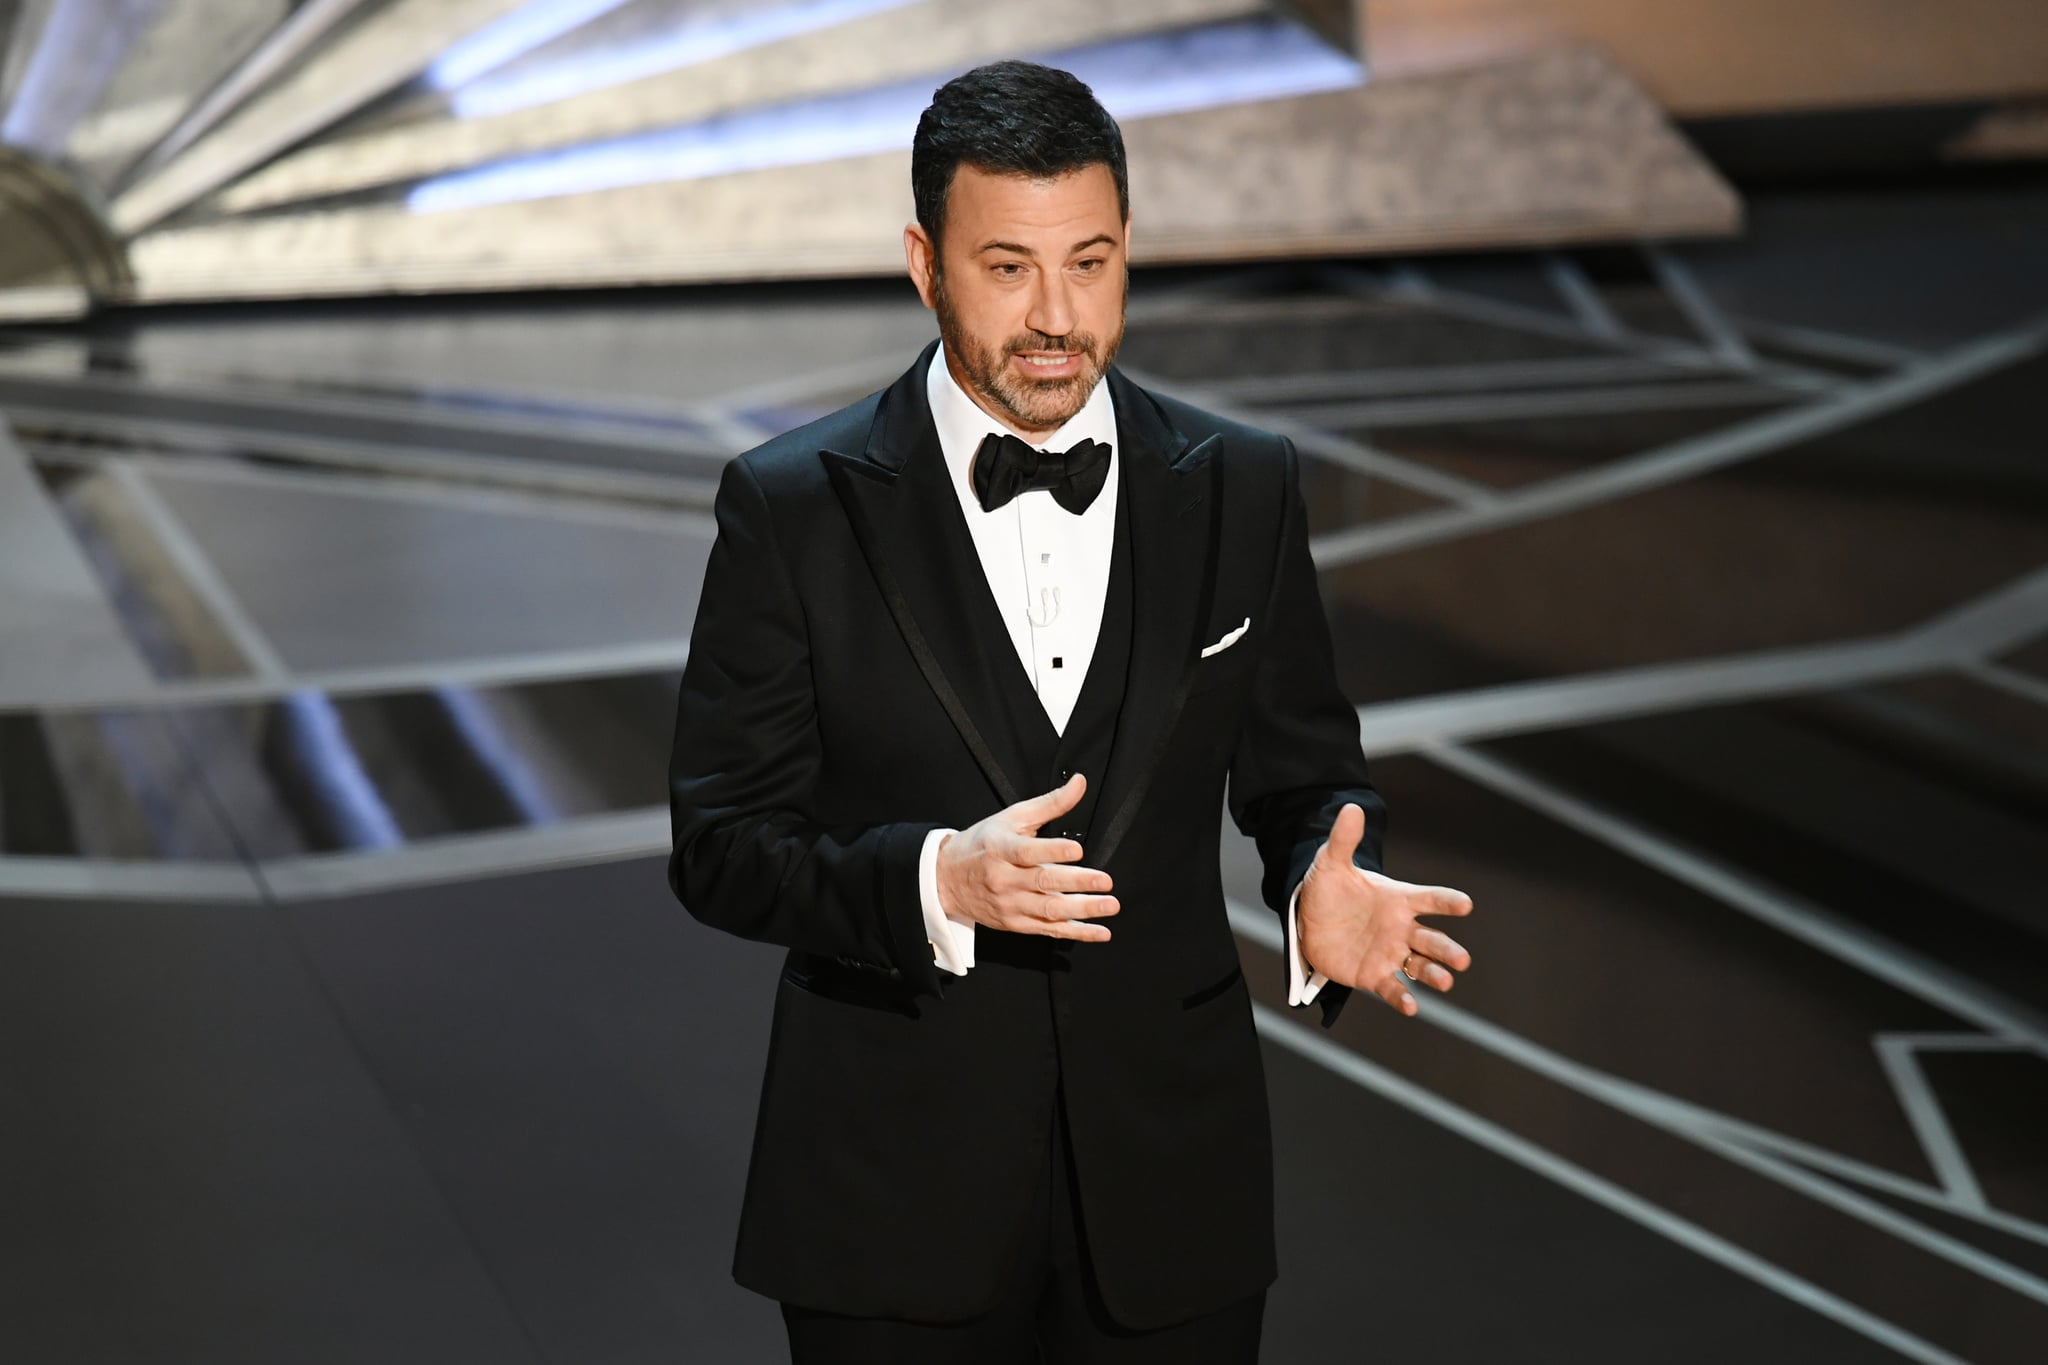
[1297, 802, 1474, 1016]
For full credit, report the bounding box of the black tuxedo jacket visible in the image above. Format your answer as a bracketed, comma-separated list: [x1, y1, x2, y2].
[667, 337, 1386, 1330]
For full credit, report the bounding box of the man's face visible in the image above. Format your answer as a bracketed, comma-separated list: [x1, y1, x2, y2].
[905, 162, 1128, 437]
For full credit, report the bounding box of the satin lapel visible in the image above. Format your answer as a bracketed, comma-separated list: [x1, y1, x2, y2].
[819, 339, 1039, 808]
[1088, 367, 1223, 866]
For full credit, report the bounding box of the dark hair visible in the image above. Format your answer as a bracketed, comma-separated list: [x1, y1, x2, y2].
[911, 60, 1128, 250]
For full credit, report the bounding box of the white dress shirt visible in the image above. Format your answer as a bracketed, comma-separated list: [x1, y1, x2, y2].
[914, 343, 1327, 1006]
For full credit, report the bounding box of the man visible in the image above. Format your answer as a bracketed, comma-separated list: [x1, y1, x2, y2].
[668, 59, 1475, 1363]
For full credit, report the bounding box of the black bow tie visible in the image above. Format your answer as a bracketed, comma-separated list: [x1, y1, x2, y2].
[971, 431, 1111, 515]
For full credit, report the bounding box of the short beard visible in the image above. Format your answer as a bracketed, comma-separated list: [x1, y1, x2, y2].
[932, 264, 1126, 434]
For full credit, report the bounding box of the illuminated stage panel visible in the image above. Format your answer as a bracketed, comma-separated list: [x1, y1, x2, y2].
[1122, 47, 1739, 260]
[426, 0, 925, 115]
[109, 0, 536, 235]
[130, 46, 1734, 301]
[404, 18, 1361, 213]
[60, 0, 291, 186]
[212, 0, 1264, 216]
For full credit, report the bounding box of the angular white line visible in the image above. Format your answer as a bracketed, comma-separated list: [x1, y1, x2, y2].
[1351, 637, 1922, 757]
[258, 806, 672, 901]
[1901, 566, 2048, 660]
[1115, 366, 1496, 507]
[1544, 252, 1625, 341]
[110, 460, 290, 681]
[1277, 379, 1788, 429]
[1874, 1033, 1991, 1209]
[1419, 742, 2048, 1056]
[1413, 987, 2048, 1305]
[1960, 660, 2048, 708]
[1232, 902, 2048, 1304]
[4, 402, 720, 506]
[0, 368, 735, 457]
[1308, 311, 2048, 566]
[27, 640, 692, 714]
[1315, 263, 1839, 394]
[1644, 245, 1759, 371]
[1344, 560, 2048, 756]
[0, 810, 675, 903]
[131, 453, 717, 538]
[1252, 1002, 1974, 1365]
[1696, 1118, 2048, 1253]
[0, 856, 264, 901]
[1730, 316, 1930, 371]
[1198, 354, 1703, 402]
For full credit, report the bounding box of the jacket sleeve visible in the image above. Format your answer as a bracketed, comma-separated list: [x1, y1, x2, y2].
[1226, 436, 1389, 1029]
[667, 454, 945, 997]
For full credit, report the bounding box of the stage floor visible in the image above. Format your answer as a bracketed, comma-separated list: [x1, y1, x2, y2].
[2, 182, 2045, 1362]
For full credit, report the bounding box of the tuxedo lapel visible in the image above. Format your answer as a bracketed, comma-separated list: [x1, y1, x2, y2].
[820, 345, 1220, 835]
[820, 338, 1046, 809]
[1088, 365, 1222, 867]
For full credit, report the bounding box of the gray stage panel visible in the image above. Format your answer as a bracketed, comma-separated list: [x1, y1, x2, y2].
[0, 432, 157, 708]
[0, 891, 539, 1364]
[91, 294, 938, 413]
[142, 467, 714, 675]
[1258, 1040, 1904, 1363]
[279, 855, 789, 1363]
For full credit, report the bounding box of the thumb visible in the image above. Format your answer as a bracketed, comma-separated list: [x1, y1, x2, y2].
[1013, 771, 1086, 831]
[1318, 803, 1365, 870]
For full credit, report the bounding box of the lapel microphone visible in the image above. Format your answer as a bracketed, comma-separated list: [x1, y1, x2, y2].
[1025, 586, 1062, 628]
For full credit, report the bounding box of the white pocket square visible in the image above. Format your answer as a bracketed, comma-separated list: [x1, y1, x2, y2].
[1199, 616, 1251, 658]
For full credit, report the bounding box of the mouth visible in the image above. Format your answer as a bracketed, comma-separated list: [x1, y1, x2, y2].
[1010, 350, 1085, 380]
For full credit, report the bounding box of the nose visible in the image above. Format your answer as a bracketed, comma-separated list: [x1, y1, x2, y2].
[1025, 269, 1077, 343]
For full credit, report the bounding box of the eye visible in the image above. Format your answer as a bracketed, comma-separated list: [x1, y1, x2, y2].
[1074, 257, 1105, 274]
[992, 262, 1026, 279]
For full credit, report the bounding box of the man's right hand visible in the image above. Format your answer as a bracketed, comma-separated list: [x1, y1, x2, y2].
[935, 773, 1118, 941]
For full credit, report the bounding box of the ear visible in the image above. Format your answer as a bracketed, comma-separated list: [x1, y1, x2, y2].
[904, 223, 938, 309]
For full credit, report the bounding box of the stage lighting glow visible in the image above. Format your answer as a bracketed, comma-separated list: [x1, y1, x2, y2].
[433, 686, 559, 825]
[425, 0, 639, 95]
[448, 0, 920, 121]
[408, 18, 1362, 214]
[278, 692, 406, 850]
[1, 0, 162, 156]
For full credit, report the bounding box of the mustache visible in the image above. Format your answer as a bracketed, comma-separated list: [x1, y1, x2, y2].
[1007, 332, 1096, 356]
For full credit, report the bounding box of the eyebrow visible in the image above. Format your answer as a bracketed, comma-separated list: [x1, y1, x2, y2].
[975, 233, 1118, 258]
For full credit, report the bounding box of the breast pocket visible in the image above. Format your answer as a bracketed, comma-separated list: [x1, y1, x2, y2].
[1188, 645, 1256, 697]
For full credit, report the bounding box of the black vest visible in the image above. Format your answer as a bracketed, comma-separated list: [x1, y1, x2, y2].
[963, 464, 1135, 973]
[1029, 471, 1134, 850]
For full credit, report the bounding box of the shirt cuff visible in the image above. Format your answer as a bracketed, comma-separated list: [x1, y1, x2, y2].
[918, 827, 975, 976]
[1285, 878, 1328, 1007]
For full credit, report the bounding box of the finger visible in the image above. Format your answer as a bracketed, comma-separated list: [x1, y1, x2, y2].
[1009, 834, 1089, 867]
[1038, 916, 1113, 943]
[1026, 863, 1114, 896]
[1317, 803, 1365, 870]
[1404, 955, 1456, 992]
[1417, 885, 1474, 918]
[1374, 975, 1417, 1016]
[1009, 772, 1086, 831]
[1412, 927, 1471, 972]
[1010, 897, 1118, 937]
[1033, 893, 1118, 921]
